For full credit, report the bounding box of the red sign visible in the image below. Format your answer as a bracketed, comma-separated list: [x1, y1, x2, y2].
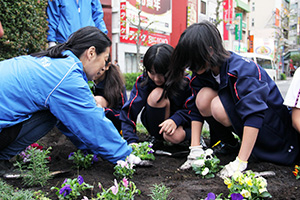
[223, 0, 233, 41]
[120, 27, 170, 46]
[120, 1, 127, 36]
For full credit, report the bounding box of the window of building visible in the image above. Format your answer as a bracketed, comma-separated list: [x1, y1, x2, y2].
[252, 2, 255, 11]
[125, 53, 144, 73]
[252, 18, 254, 27]
[201, 1, 206, 14]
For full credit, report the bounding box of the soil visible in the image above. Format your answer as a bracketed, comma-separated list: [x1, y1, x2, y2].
[2, 127, 300, 200]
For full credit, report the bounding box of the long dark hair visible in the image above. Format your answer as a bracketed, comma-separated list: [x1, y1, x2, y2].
[103, 62, 125, 108]
[164, 21, 230, 97]
[31, 26, 111, 58]
[141, 43, 174, 87]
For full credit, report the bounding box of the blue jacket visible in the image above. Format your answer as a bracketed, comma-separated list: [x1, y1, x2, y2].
[47, 0, 108, 43]
[0, 51, 132, 163]
[189, 52, 299, 165]
[120, 74, 192, 144]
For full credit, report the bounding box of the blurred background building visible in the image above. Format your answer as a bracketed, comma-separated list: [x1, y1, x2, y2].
[100, 0, 300, 76]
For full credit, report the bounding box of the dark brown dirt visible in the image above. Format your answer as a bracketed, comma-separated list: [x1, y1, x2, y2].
[3, 127, 300, 199]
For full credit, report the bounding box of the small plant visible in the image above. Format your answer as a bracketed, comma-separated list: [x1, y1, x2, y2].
[15, 146, 52, 187]
[131, 141, 155, 160]
[202, 128, 210, 139]
[97, 178, 141, 200]
[223, 170, 272, 199]
[148, 183, 172, 200]
[192, 148, 223, 179]
[113, 160, 135, 179]
[17, 143, 51, 163]
[68, 150, 99, 169]
[293, 165, 300, 179]
[51, 175, 93, 199]
[0, 179, 39, 199]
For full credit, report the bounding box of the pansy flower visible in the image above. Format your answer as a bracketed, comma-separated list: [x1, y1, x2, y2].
[59, 185, 72, 197]
[77, 175, 84, 185]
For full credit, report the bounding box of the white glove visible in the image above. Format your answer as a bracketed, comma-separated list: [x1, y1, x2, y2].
[127, 154, 142, 165]
[179, 145, 204, 170]
[48, 41, 56, 48]
[218, 156, 247, 178]
[127, 154, 153, 167]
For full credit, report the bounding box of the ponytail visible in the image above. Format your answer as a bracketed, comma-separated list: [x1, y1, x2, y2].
[31, 26, 111, 59]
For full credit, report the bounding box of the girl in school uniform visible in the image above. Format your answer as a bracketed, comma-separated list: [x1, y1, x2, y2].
[92, 58, 127, 132]
[164, 21, 299, 177]
[120, 43, 192, 148]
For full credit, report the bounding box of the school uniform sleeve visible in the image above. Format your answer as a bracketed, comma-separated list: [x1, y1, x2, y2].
[169, 76, 193, 126]
[91, 0, 108, 34]
[284, 68, 300, 108]
[47, 0, 60, 42]
[233, 76, 269, 129]
[120, 75, 148, 144]
[46, 69, 132, 164]
[121, 85, 128, 107]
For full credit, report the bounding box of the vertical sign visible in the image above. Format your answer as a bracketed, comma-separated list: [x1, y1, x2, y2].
[235, 13, 242, 40]
[223, 0, 229, 40]
[248, 35, 254, 53]
[187, 0, 198, 27]
[120, 1, 127, 36]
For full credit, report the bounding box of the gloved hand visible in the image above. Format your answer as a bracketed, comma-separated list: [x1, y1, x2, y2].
[48, 41, 56, 48]
[127, 154, 141, 165]
[179, 145, 204, 170]
[218, 156, 247, 178]
[127, 154, 153, 167]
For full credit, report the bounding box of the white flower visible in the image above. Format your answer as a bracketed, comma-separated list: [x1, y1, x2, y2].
[259, 188, 267, 194]
[202, 167, 209, 176]
[193, 159, 205, 167]
[241, 189, 251, 198]
[205, 148, 213, 156]
[257, 177, 267, 188]
[116, 160, 128, 168]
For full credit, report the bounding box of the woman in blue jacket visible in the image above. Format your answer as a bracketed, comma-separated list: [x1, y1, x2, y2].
[92, 58, 127, 132]
[120, 43, 192, 147]
[47, 0, 108, 47]
[165, 21, 299, 177]
[0, 27, 140, 175]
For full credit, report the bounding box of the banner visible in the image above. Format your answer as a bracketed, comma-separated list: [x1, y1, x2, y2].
[120, 27, 170, 46]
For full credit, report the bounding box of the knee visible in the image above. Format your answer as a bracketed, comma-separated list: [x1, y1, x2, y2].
[163, 127, 185, 144]
[147, 88, 169, 108]
[196, 87, 217, 117]
[211, 97, 231, 127]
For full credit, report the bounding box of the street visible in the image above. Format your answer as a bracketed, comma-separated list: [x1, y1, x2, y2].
[275, 76, 292, 98]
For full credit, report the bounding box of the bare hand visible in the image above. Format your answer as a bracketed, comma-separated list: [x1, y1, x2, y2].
[159, 119, 176, 135]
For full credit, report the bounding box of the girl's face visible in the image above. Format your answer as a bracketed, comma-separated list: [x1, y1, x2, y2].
[83, 47, 110, 81]
[147, 69, 165, 86]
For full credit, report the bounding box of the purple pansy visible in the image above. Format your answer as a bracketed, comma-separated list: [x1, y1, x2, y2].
[92, 155, 99, 163]
[59, 185, 72, 197]
[205, 192, 216, 200]
[231, 193, 244, 200]
[148, 150, 154, 154]
[77, 175, 84, 185]
[68, 152, 74, 158]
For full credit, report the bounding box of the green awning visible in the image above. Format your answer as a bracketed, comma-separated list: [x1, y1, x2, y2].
[235, 0, 250, 12]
